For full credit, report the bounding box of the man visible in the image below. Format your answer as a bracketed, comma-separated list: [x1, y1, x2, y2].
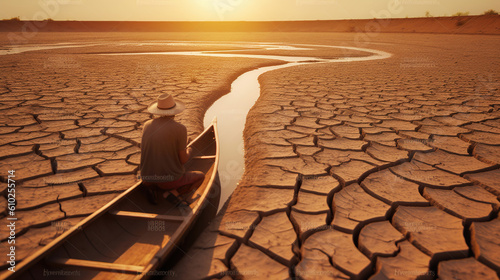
[140, 93, 204, 204]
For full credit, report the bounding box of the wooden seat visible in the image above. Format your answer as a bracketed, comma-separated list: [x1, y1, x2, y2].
[192, 155, 216, 160]
[109, 210, 185, 222]
[47, 257, 144, 274]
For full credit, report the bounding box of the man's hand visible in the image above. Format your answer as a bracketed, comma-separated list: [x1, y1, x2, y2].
[179, 146, 193, 164]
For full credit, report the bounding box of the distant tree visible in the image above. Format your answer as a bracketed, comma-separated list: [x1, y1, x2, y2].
[425, 11, 432, 17]
[5, 16, 21, 21]
[483, 9, 499, 15]
[452, 11, 469, 17]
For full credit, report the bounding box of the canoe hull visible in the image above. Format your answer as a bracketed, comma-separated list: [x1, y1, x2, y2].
[7, 120, 219, 280]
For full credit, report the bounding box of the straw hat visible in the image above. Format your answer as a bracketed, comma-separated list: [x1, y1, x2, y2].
[147, 94, 185, 116]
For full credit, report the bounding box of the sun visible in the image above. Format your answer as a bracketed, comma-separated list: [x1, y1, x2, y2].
[191, 0, 248, 20]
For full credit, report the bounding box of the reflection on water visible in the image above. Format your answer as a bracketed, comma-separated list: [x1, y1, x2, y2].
[106, 50, 328, 63]
[0, 43, 95, 55]
[204, 63, 299, 210]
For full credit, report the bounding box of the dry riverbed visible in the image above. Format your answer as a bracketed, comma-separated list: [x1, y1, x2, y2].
[0, 32, 499, 279]
[169, 33, 500, 279]
[0, 32, 368, 274]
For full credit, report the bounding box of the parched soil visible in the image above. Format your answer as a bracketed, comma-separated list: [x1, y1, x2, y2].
[170, 33, 500, 279]
[0, 31, 499, 279]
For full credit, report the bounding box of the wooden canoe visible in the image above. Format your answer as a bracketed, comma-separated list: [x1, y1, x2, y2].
[8, 119, 219, 279]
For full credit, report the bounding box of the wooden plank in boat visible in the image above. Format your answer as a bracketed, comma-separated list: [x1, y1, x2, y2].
[47, 257, 144, 274]
[192, 155, 216, 160]
[109, 210, 185, 222]
[110, 231, 165, 267]
[93, 271, 137, 280]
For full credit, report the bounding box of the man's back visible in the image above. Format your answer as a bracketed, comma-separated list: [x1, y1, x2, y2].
[140, 117, 187, 182]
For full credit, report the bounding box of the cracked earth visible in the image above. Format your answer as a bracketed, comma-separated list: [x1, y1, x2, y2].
[0, 32, 499, 280]
[169, 34, 500, 280]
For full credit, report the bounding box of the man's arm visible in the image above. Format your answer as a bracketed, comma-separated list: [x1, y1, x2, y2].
[177, 125, 190, 164]
[178, 146, 192, 164]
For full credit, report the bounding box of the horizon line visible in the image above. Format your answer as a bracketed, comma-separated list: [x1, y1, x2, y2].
[1, 14, 497, 23]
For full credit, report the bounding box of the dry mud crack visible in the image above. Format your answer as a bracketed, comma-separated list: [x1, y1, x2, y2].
[171, 34, 500, 280]
[1, 33, 499, 279]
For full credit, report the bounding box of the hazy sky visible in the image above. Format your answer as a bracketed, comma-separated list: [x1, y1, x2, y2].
[1, 0, 499, 21]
